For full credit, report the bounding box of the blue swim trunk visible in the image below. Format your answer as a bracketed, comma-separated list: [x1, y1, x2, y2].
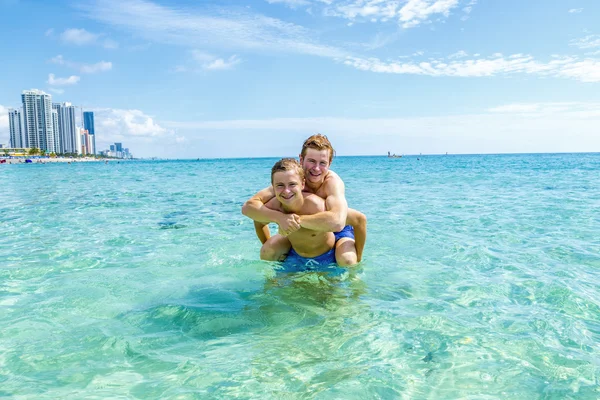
[334, 225, 355, 242]
[281, 247, 337, 272]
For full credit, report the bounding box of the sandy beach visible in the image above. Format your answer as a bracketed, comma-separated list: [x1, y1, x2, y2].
[0, 157, 104, 164]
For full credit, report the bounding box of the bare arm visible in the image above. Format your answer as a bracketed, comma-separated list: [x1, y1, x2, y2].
[241, 186, 281, 224]
[242, 188, 300, 238]
[253, 221, 271, 244]
[297, 178, 347, 232]
[346, 208, 367, 262]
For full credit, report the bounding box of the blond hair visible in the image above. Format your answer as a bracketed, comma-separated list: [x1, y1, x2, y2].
[300, 134, 335, 163]
[271, 158, 305, 183]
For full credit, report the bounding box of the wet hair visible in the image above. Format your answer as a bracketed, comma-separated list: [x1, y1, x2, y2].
[300, 134, 335, 163]
[271, 158, 305, 183]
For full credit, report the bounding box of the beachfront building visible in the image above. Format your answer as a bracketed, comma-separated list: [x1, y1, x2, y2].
[8, 108, 24, 148]
[21, 89, 56, 153]
[84, 129, 95, 155]
[76, 128, 95, 155]
[52, 102, 78, 154]
[51, 109, 59, 153]
[101, 142, 132, 159]
[83, 111, 96, 155]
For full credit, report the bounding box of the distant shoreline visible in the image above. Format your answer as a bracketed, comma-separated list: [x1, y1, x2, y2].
[1, 157, 105, 164]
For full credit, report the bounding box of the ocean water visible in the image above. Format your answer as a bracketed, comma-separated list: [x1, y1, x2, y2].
[1, 153, 599, 399]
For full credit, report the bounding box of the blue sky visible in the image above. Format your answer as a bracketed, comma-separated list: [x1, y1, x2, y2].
[1, 0, 599, 158]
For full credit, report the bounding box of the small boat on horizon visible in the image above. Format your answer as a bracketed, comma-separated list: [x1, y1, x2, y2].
[387, 151, 402, 158]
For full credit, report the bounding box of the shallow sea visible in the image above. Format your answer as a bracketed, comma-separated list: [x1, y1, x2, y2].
[1, 154, 599, 399]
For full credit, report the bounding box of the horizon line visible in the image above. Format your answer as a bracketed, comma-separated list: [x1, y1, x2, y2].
[136, 151, 600, 161]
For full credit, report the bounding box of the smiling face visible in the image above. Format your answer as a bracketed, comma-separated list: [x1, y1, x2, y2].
[272, 170, 305, 209]
[299, 148, 331, 186]
[271, 158, 305, 210]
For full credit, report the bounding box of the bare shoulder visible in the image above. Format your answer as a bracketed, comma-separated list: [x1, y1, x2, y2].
[322, 170, 345, 195]
[257, 185, 276, 200]
[301, 193, 326, 213]
[264, 197, 282, 212]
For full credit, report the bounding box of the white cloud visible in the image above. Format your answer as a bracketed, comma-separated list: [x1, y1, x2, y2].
[267, 0, 468, 27]
[399, 0, 459, 28]
[266, 0, 310, 8]
[342, 53, 600, 82]
[191, 50, 216, 63]
[101, 109, 165, 137]
[488, 103, 542, 113]
[321, 0, 463, 28]
[448, 50, 468, 59]
[76, 0, 595, 85]
[78, 0, 348, 59]
[553, 59, 600, 83]
[159, 102, 600, 157]
[50, 55, 65, 64]
[60, 28, 100, 45]
[80, 61, 113, 73]
[568, 8, 583, 14]
[90, 108, 189, 157]
[50, 55, 113, 74]
[488, 102, 600, 117]
[204, 56, 241, 70]
[92, 108, 178, 140]
[45, 28, 54, 37]
[59, 28, 118, 48]
[190, 51, 241, 70]
[47, 73, 80, 85]
[570, 35, 600, 49]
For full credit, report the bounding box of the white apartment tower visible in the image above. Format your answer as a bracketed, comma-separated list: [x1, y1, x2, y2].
[52, 109, 59, 152]
[52, 102, 77, 154]
[8, 108, 24, 148]
[21, 89, 56, 153]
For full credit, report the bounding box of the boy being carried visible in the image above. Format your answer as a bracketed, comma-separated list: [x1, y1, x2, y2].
[255, 158, 336, 271]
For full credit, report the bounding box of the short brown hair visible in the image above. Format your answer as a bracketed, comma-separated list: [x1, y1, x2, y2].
[300, 134, 335, 163]
[271, 158, 305, 183]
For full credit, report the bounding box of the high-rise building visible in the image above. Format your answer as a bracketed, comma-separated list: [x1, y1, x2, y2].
[76, 126, 83, 155]
[83, 111, 96, 155]
[53, 102, 77, 154]
[84, 130, 95, 155]
[83, 112, 95, 135]
[21, 89, 56, 152]
[8, 108, 24, 148]
[51, 109, 59, 153]
[104, 142, 132, 159]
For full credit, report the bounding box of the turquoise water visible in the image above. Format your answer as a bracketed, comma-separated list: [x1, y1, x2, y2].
[1, 154, 599, 398]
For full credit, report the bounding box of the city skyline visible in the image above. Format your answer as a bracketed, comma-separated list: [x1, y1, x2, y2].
[7, 89, 98, 156]
[0, 0, 599, 158]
